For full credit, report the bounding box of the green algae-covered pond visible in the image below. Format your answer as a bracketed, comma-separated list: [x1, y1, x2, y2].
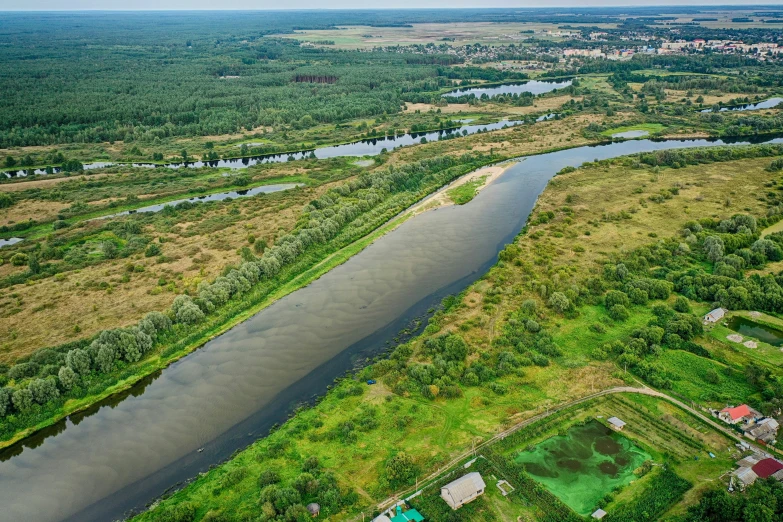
[515, 420, 651, 515]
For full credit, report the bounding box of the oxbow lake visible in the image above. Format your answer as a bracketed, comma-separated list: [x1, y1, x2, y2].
[442, 79, 573, 98]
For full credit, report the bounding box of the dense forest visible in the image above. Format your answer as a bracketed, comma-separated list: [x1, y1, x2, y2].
[0, 36, 448, 147]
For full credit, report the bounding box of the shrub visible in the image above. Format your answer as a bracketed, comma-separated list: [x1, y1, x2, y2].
[548, 292, 572, 313]
[145, 243, 161, 257]
[605, 290, 630, 308]
[259, 470, 281, 487]
[0, 193, 13, 208]
[609, 304, 630, 322]
[386, 452, 416, 487]
[672, 296, 691, 313]
[10, 253, 28, 266]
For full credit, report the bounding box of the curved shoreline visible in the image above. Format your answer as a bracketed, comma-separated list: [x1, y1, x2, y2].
[0, 154, 522, 451]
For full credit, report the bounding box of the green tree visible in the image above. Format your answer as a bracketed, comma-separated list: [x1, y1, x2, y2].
[385, 452, 416, 487]
[0, 388, 12, 417]
[66, 348, 91, 376]
[548, 292, 572, 314]
[27, 253, 40, 274]
[609, 304, 630, 321]
[28, 377, 59, 404]
[58, 366, 78, 391]
[12, 388, 34, 413]
[172, 295, 205, 324]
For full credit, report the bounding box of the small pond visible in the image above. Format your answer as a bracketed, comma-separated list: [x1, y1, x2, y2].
[727, 316, 783, 346]
[612, 130, 650, 139]
[515, 420, 651, 515]
[0, 237, 24, 249]
[442, 79, 573, 98]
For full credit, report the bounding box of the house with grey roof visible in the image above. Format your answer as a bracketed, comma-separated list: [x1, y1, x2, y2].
[441, 472, 486, 510]
[703, 308, 726, 324]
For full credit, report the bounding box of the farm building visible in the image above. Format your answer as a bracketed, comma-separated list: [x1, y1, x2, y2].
[372, 505, 424, 522]
[752, 458, 783, 479]
[703, 308, 726, 324]
[607, 417, 626, 431]
[441, 472, 486, 510]
[591, 508, 607, 519]
[719, 405, 759, 425]
[736, 455, 761, 469]
[745, 418, 779, 444]
[734, 466, 759, 487]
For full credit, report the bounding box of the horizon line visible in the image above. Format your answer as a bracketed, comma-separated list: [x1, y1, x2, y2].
[4, 4, 783, 12]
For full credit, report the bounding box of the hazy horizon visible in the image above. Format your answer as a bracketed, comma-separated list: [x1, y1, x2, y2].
[2, 1, 783, 12]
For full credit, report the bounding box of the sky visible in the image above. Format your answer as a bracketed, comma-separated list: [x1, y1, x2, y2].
[1, 0, 781, 11]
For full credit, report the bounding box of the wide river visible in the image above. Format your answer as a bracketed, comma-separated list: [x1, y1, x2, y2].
[0, 136, 779, 522]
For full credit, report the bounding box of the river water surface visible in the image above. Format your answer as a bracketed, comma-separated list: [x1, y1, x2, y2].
[442, 79, 572, 98]
[2, 119, 527, 178]
[0, 137, 779, 522]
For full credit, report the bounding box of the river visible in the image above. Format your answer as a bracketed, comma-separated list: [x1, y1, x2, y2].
[0, 136, 779, 522]
[700, 97, 783, 113]
[2, 119, 532, 178]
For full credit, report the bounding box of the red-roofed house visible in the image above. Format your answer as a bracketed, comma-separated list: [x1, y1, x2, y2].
[719, 405, 757, 425]
[752, 458, 783, 479]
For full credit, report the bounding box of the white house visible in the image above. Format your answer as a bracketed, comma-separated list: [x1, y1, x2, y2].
[441, 472, 486, 510]
[704, 308, 726, 324]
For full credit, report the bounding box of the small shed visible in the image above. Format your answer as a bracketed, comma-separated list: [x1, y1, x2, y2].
[607, 417, 626, 431]
[704, 308, 726, 324]
[592, 508, 607, 520]
[736, 455, 760, 469]
[390, 506, 424, 522]
[735, 466, 759, 487]
[441, 472, 486, 510]
[306, 503, 320, 517]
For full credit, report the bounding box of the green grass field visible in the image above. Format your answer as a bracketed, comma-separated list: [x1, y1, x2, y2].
[446, 176, 486, 205]
[601, 123, 666, 137]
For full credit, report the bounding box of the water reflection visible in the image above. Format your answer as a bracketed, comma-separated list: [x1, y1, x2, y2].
[99, 183, 303, 219]
[700, 97, 783, 113]
[0, 237, 24, 249]
[442, 79, 573, 98]
[0, 136, 781, 522]
[2, 119, 531, 178]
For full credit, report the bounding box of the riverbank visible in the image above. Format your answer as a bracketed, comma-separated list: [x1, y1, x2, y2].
[407, 161, 515, 215]
[128, 147, 783, 522]
[0, 154, 516, 451]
